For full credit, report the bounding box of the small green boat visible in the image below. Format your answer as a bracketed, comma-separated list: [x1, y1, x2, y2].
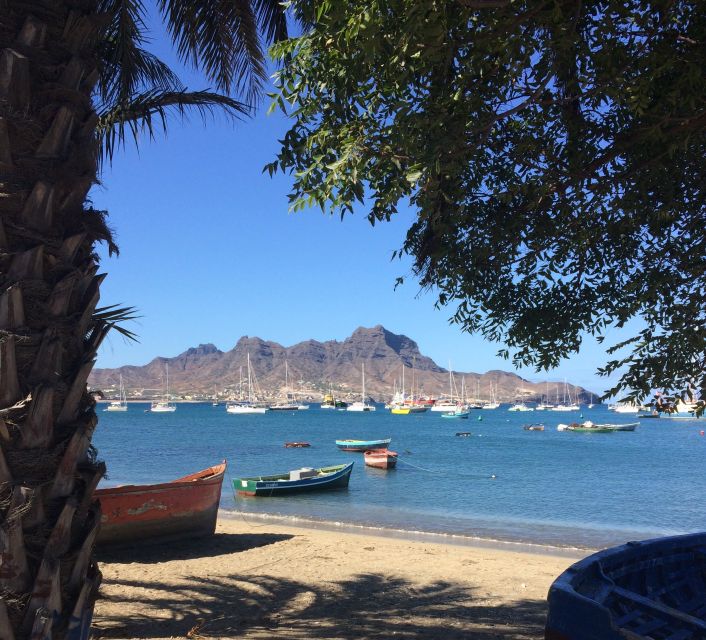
[560, 420, 638, 433]
[233, 463, 353, 496]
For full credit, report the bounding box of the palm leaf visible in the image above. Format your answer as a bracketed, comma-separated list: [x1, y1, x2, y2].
[97, 88, 249, 161]
[156, 0, 286, 101]
[98, 0, 184, 107]
[254, 0, 288, 44]
[93, 304, 141, 342]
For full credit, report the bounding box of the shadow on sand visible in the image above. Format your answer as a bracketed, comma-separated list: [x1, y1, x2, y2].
[96, 532, 294, 564]
[94, 570, 548, 639]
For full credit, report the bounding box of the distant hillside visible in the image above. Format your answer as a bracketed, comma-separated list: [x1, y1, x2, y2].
[90, 325, 593, 402]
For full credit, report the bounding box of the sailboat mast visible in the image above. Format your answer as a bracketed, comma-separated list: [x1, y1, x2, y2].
[362, 363, 366, 403]
[247, 353, 252, 403]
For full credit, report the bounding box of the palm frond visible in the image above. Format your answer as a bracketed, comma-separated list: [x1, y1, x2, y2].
[97, 88, 249, 161]
[156, 0, 273, 101]
[97, 0, 184, 108]
[93, 304, 141, 342]
[254, 0, 288, 45]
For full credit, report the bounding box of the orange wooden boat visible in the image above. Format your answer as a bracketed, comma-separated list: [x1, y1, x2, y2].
[364, 449, 398, 469]
[95, 461, 226, 546]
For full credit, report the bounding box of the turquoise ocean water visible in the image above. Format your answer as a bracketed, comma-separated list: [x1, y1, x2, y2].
[94, 403, 706, 549]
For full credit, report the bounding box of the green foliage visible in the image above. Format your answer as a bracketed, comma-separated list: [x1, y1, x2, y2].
[271, 0, 706, 404]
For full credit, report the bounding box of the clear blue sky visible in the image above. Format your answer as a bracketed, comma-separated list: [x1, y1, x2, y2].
[91, 14, 629, 396]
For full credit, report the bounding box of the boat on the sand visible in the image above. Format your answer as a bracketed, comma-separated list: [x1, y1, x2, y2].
[336, 438, 391, 452]
[95, 461, 226, 546]
[545, 531, 706, 639]
[233, 463, 353, 496]
[364, 449, 398, 469]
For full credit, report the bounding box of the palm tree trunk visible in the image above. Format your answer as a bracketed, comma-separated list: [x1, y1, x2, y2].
[1, 2, 111, 637]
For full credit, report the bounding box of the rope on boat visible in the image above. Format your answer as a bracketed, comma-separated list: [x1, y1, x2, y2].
[228, 470, 271, 528]
[395, 457, 439, 473]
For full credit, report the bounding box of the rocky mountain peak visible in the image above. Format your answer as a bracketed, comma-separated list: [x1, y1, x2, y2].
[90, 326, 594, 402]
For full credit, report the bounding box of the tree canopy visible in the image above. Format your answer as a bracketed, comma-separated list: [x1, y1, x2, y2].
[269, 0, 706, 405]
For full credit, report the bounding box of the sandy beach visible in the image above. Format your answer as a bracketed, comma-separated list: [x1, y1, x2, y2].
[93, 515, 587, 639]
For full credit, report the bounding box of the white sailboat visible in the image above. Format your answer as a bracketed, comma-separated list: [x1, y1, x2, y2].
[482, 382, 500, 409]
[150, 364, 176, 412]
[431, 362, 459, 412]
[536, 381, 555, 410]
[104, 374, 128, 412]
[227, 353, 268, 414]
[347, 363, 376, 412]
[269, 361, 302, 411]
[212, 385, 219, 406]
[551, 379, 579, 411]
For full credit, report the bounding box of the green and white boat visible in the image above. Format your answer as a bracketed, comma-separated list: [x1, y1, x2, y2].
[234, 463, 354, 496]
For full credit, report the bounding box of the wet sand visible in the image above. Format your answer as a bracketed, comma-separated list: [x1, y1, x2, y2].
[93, 517, 587, 639]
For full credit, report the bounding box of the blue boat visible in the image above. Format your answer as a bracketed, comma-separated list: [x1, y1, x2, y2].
[545, 531, 706, 639]
[441, 411, 470, 419]
[234, 462, 354, 496]
[335, 438, 391, 452]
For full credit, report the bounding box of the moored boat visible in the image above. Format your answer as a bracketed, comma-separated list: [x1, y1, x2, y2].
[233, 462, 353, 496]
[364, 449, 398, 469]
[441, 410, 470, 419]
[508, 403, 534, 412]
[95, 461, 226, 546]
[104, 374, 128, 411]
[523, 423, 545, 431]
[545, 532, 706, 640]
[391, 405, 427, 414]
[336, 438, 391, 452]
[284, 441, 311, 448]
[150, 363, 176, 412]
[560, 420, 637, 433]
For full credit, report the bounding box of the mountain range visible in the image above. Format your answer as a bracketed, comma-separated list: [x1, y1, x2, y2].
[89, 325, 593, 402]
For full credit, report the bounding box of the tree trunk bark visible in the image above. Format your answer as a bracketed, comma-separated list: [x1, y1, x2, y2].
[1, 2, 110, 638]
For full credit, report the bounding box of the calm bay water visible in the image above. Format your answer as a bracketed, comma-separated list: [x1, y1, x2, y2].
[94, 403, 706, 549]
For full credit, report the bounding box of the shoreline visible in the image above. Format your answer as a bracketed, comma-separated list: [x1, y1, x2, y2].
[94, 517, 585, 639]
[219, 509, 597, 558]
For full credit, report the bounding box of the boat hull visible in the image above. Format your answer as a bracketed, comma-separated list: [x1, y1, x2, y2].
[234, 463, 353, 496]
[546, 532, 706, 640]
[104, 406, 128, 412]
[364, 449, 398, 469]
[226, 404, 268, 414]
[95, 461, 226, 546]
[336, 438, 392, 452]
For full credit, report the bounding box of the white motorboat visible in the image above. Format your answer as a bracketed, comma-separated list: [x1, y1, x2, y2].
[508, 403, 534, 412]
[226, 402, 267, 414]
[612, 402, 641, 413]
